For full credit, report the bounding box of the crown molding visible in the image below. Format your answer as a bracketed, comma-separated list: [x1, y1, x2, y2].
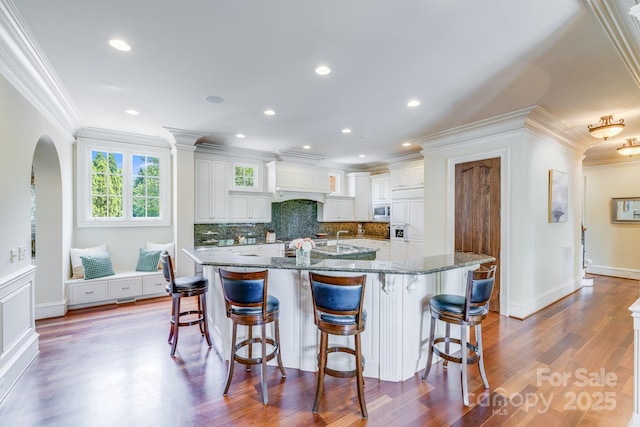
[0, 0, 81, 139]
[584, 0, 640, 88]
[75, 127, 170, 148]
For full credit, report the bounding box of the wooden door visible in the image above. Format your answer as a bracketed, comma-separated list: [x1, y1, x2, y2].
[455, 157, 501, 311]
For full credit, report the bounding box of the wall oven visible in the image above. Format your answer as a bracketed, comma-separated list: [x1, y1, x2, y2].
[372, 203, 391, 221]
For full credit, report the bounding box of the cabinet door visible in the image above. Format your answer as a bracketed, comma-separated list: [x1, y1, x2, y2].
[250, 196, 272, 222]
[228, 195, 249, 220]
[353, 175, 372, 221]
[391, 200, 406, 224]
[194, 159, 214, 223]
[320, 198, 354, 221]
[407, 199, 424, 241]
[195, 159, 228, 222]
[390, 240, 408, 261]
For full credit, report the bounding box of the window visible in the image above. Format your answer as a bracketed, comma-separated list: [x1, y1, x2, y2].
[231, 162, 259, 190]
[328, 171, 342, 195]
[77, 139, 170, 227]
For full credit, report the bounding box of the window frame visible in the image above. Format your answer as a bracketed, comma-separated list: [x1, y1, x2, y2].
[230, 161, 260, 191]
[76, 139, 171, 227]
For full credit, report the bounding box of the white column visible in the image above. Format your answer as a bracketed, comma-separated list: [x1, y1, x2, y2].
[166, 128, 206, 276]
[629, 298, 640, 427]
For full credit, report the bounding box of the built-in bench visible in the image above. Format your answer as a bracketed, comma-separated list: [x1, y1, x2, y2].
[65, 271, 167, 309]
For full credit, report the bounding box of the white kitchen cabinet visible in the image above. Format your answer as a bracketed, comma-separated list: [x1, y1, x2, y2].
[66, 272, 166, 308]
[391, 161, 423, 190]
[228, 193, 272, 222]
[195, 156, 228, 223]
[390, 198, 423, 261]
[266, 161, 331, 194]
[371, 173, 391, 202]
[347, 172, 372, 221]
[318, 197, 354, 221]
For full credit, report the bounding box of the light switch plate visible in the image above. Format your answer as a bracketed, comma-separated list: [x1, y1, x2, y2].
[18, 245, 27, 260]
[10, 248, 18, 262]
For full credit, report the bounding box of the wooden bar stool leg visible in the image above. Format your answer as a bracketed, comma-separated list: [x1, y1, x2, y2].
[461, 325, 469, 406]
[168, 296, 177, 344]
[224, 322, 238, 396]
[261, 324, 268, 405]
[199, 293, 212, 347]
[170, 297, 181, 356]
[274, 318, 286, 377]
[355, 333, 368, 419]
[246, 326, 253, 371]
[422, 313, 437, 381]
[476, 324, 489, 388]
[313, 331, 328, 413]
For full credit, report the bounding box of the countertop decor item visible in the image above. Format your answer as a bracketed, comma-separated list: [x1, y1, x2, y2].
[289, 238, 315, 266]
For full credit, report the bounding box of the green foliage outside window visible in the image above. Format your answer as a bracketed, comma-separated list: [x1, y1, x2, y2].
[91, 151, 123, 218]
[234, 165, 255, 188]
[132, 155, 160, 218]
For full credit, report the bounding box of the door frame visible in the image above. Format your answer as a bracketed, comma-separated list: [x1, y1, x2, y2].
[446, 148, 511, 316]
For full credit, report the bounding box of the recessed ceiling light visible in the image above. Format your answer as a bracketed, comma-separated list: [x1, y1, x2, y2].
[342, 128, 352, 134]
[407, 99, 421, 107]
[109, 39, 131, 52]
[303, 145, 311, 149]
[264, 109, 276, 116]
[358, 154, 366, 158]
[205, 95, 224, 104]
[236, 133, 245, 138]
[315, 65, 331, 75]
[402, 142, 411, 147]
[125, 109, 139, 115]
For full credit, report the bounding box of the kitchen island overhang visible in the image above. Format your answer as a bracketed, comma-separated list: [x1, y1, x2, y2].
[184, 247, 495, 382]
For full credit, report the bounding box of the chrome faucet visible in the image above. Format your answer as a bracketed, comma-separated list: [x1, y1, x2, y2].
[336, 230, 348, 246]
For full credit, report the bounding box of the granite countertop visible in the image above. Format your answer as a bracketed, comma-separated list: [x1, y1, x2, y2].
[184, 247, 494, 275]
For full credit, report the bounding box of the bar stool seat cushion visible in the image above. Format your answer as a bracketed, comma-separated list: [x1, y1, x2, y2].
[230, 295, 280, 315]
[165, 276, 208, 293]
[320, 309, 367, 325]
[431, 294, 488, 317]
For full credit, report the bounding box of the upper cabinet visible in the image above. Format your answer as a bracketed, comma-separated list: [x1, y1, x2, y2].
[371, 173, 391, 203]
[195, 154, 272, 223]
[266, 161, 331, 200]
[348, 172, 372, 221]
[228, 193, 272, 222]
[318, 197, 354, 221]
[195, 157, 228, 223]
[391, 161, 424, 191]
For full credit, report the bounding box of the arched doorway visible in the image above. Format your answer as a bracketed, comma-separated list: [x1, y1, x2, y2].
[32, 136, 65, 319]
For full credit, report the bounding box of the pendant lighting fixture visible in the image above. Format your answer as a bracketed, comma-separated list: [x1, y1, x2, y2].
[587, 115, 625, 140]
[617, 138, 640, 157]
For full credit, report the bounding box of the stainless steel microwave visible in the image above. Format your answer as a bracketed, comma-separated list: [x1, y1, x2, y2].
[373, 203, 391, 221]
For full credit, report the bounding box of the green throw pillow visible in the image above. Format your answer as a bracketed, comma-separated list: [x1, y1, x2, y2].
[80, 253, 115, 280]
[136, 249, 162, 272]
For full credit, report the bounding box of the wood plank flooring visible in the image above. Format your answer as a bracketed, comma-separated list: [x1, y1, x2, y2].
[0, 274, 637, 426]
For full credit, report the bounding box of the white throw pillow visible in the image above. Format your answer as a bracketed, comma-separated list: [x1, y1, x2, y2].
[146, 241, 175, 269]
[69, 244, 108, 279]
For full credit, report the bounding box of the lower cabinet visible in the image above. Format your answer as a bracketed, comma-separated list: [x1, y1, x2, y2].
[66, 272, 167, 308]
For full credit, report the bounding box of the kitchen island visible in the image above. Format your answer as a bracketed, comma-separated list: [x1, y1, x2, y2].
[184, 247, 495, 382]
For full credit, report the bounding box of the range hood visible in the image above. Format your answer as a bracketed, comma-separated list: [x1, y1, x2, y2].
[271, 190, 327, 203]
[266, 161, 331, 204]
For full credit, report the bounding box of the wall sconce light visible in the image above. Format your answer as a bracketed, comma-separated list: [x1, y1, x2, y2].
[617, 138, 640, 156]
[588, 115, 625, 140]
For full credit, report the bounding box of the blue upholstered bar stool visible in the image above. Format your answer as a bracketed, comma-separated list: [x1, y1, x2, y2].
[218, 268, 286, 405]
[160, 251, 212, 357]
[309, 272, 368, 419]
[422, 265, 496, 406]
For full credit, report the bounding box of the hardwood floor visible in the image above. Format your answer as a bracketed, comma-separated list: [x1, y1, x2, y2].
[0, 275, 637, 426]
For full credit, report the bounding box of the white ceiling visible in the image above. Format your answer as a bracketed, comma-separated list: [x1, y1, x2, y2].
[9, 0, 640, 167]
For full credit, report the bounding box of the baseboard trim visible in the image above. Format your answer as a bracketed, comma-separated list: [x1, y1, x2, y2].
[35, 300, 67, 320]
[0, 332, 39, 404]
[587, 265, 640, 280]
[509, 279, 583, 319]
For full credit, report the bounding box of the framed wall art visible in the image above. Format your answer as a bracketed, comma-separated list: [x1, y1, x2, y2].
[548, 169, 568, 223]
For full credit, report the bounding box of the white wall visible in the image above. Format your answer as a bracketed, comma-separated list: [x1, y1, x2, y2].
[421, 107, 585, 319]
[583, 162, 640, 279]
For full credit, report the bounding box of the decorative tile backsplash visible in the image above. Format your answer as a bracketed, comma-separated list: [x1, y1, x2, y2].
[194, 200, 389, 245]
